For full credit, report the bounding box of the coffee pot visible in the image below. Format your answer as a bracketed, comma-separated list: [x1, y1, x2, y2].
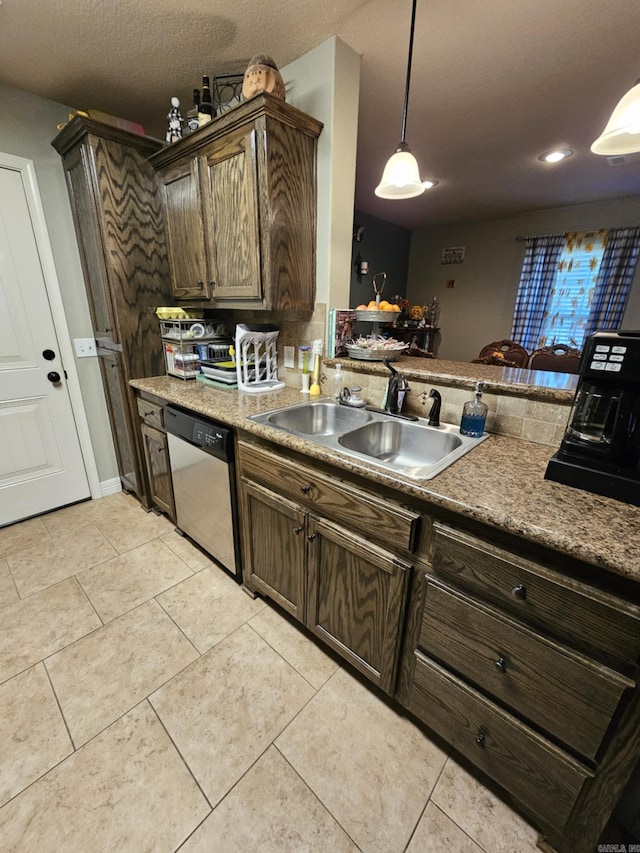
[545, 330, 640, 505]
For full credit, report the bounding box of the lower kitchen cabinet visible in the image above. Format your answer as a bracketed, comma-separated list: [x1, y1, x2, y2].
[136, 393, 175, 521]
[238, 440, 417, 693]
[400, 521, 640, 852]
[241, 480, 306, 621]
[140, 423, 174, 520]
[306, 516, 410, 694]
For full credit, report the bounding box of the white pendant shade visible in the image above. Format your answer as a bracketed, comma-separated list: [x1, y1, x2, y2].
[375, 147, 426, 199]
[591, 80, 640, 155]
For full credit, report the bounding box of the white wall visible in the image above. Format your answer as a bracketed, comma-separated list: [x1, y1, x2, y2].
[283, 36, 361, 310]
[407, 197, 640, 362]
[0, 80, 118, 482]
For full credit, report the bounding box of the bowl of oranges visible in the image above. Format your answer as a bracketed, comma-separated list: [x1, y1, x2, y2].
[353, 299, 401, 322]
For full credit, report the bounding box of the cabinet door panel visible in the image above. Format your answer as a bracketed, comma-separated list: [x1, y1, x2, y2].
[99, 351, 138, 493]
[160, 159, 211, 300]
[140, 423, 175, 520]
[64, 146, 116, 337]
[306, 516, 410, 694]
[241, 480, 306, 620]
[202, 128, 262, 300]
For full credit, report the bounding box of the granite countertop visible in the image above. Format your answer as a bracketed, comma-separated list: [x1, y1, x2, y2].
[131, 375, 639, 584]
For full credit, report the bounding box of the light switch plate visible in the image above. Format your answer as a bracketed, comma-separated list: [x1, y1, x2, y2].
[74, 338, 97, 357]
[284, 345, 295, 369]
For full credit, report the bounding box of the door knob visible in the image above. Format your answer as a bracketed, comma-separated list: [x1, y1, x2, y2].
[47, 371, 61, 384]
[42, 349, 56, 361]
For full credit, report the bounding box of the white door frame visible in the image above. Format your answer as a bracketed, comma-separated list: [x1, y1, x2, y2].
[0, 151, 101, 499]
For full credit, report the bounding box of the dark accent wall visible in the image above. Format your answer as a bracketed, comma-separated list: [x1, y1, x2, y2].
[350, 210, 411, 308]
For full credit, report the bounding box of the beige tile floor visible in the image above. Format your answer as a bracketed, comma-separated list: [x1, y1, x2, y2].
[0, 491, 545, 852]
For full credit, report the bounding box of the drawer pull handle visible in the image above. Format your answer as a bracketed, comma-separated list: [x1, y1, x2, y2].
[307, 534, 317, 542]
[512, 584, 527, 600]
[494, 657, 506, 673]
[143, 410, 154, 417]
[475, 731, 485, 748]
[293, 526, 304, 535]
[301, 485, 312, 495]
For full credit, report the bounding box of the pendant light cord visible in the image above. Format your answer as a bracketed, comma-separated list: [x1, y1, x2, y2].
[400, 0, 418, 144]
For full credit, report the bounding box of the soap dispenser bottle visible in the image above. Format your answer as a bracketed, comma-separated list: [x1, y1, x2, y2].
[331, 362, 343, 400]
[460, 381, 488, 437]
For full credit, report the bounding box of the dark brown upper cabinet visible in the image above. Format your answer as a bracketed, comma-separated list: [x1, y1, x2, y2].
[150, 94, 323, 311]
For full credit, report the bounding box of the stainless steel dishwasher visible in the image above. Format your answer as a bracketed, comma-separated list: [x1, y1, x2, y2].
[164, 405, 241, 578]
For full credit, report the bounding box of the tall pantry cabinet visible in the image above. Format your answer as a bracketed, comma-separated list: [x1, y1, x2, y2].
[52, 117, 172, 505]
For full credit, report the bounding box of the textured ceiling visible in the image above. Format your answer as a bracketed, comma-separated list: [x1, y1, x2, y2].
[1, 0, 639, 230]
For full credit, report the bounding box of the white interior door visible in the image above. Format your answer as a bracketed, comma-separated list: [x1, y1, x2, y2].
[0, 163, 90, 525]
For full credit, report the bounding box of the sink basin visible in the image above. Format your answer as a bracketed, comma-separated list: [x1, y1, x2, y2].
[265, 401, 371, 436]
[338, 420, 463, 469]
[248, 400, 489, 480]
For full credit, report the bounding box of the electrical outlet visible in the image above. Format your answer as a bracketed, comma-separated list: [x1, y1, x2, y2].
[284, 345, 295, 369]
[73, 338, 97, 357]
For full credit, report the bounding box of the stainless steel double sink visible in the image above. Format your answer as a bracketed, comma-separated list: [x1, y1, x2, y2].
[248, 400, 489, 480]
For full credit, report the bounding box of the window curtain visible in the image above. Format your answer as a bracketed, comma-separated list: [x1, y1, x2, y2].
[586, 226, 640, 334]
[511, 235, 565, 353]
[539, 230, 608, 348]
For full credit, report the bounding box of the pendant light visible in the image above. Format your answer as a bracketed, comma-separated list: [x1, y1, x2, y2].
[375, 0, 425, 199]
[591, 78, 640, 155]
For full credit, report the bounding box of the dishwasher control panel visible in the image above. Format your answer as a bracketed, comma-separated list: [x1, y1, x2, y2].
[193, 421, 225, 450]
[164, 405, 233, 462]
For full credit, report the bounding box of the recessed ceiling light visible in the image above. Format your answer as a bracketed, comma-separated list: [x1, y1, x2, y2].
[422, 179, 439, 189]
[538, 148, 573, 163]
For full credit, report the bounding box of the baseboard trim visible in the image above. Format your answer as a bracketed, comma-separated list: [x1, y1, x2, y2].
[100, 477, 122, 497]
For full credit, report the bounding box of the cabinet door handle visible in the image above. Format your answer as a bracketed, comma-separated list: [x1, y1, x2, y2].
[512, 584, 527, 600]
[293, 526, 303, 534]
[209, 280, 215, 290]
[494, 657, 506, 673]
[300, 485, 312, 495]
[307, 534, 316, 542]
[475, 731, 485, 748]
[197, 280, 204, 289]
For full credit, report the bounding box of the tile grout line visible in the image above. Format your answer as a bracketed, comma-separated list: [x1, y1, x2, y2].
[42, 658, 77, 752]
[401, 745, 453, 852]
[273, 742, 364, 851]
[245, 613, 339, 692]
[144, 698, 215, 840]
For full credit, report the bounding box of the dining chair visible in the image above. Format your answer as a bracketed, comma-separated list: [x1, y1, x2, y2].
[475, 340, 530, 368]
[527, 344, 582, 374]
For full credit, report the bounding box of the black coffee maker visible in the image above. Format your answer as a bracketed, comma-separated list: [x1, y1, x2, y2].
[545, 330, 640, 506]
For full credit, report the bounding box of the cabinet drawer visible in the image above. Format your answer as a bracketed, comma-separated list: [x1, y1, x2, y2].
[432, 524, 640, 666]
[136, 397, 164, 430]
[407, 653, 592, 833]
[419, 579, 631, 760]
[237, 441, 420, 552]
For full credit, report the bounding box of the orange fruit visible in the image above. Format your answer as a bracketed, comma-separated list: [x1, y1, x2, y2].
[367, 300, 377, 309]
[356, 304, 368, 310]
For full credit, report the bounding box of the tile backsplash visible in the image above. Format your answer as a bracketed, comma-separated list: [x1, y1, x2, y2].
[214, 305, 571, 448]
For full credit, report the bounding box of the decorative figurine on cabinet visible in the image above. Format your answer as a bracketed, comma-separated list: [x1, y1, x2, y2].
[165, 97, 183, 143]
[242, 54, 286, 101]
